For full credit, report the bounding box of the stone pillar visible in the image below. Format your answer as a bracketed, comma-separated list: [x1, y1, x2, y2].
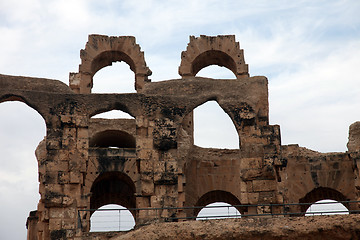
[348, 122, 360, 207]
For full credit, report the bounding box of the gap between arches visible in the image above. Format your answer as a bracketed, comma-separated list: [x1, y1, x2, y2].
[90, 204, 135, 232]
[92, 61, 136, 94]
[196, 64, 237, 79]
[196, 202, 241, 220]
[305, 199, 349, 216]
[194, 100, 239, 149]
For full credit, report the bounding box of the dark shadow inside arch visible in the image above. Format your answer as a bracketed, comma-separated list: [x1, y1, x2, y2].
[299, 187, 349, 213]
[90, 172, 137, 219]
[191, 50, 237, 77]
[89, 130, 136, 148]
[194, 190, 245, 217]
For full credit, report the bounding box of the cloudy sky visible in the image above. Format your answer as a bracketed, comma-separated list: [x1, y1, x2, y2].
[1, 0, 360, 239]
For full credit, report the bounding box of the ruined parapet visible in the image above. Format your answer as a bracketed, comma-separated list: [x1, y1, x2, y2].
[348, 121, 360, 152]
[178, 35, 249, 79]
[69, 35, 152, 93]
[26, 211, 39, 240]
[278, 145, 357, 214]
[347, 121, 360, 203]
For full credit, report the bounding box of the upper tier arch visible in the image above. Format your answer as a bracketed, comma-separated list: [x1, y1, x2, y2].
[70, 35, 152, 93]
[179, 35, 249, 79]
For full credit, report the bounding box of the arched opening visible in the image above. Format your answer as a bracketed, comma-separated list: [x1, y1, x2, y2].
[299, 187, 349, 214]
[91, 51, 136, 76]
[92, 61, 136, 94]
[0, 101, 46, 240]
[196, 65, 236, 79]
[191, 50, 237, 77]
[90, 204, 135, 232]
[89, 130, 136, 148]
[90, 172, 136, 220]
[196, 202, 241, 220]
[194, 100, 239, 149]
[90, 109, 136, 151]
[194, 190, 245, 218]
[92, 109, 134, 119]
[305, 199, 349, 216]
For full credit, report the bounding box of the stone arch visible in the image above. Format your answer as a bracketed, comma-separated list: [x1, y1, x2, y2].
[194, 190, 245, 217]
[70, 34, 152, 93]
[180, 98, 242, 144]
[90, 51, 135, 77]
[89, 130, 136, 148]
[299, 187, 349, 213]
[192, 50, 237, 77]
[179, 35, 249, 79]
[0, 94, 48, 127]
[90, 171, 137, 218]
[89, 102, 136, 119]
[192, 100, 239, 149]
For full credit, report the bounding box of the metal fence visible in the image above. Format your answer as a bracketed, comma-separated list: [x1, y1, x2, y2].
[78, 200, 360, 232]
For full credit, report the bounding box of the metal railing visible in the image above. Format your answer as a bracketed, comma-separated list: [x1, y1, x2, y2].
[78, 200, 360, 232]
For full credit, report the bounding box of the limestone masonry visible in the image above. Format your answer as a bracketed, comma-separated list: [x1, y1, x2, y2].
[1, 35, 360, 240]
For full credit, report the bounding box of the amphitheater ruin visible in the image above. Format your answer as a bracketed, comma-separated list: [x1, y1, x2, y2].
[1, 35, 360, 239]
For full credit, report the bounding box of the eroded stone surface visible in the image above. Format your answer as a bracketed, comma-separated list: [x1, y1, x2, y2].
[0, 35, 359, 240]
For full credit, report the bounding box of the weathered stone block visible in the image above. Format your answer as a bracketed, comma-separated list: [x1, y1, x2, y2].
[150, 195, 161, 208]
[69, 172, 82, 184]
[76, 138, 88, 150]
[61, 115, 74, 124]
[46, 139, 61, 150]
[140, 160, 153, 172]
[49, 208, 65, 219]
[239, 192, 249, 204]
[252, 180, 276, 192]
[76, 128, 88, 139]
[240, 157, 262, 169]
[45, 160, 69, 172]
[75, 116, 88, 127]
[137, 149, 152, 159]
[62, 219, 76, 229]
[49, 219, 62, 231]
[141, 180, 154, 196]
[58, 171, 69, 184]
[136, 196, 150, 208]
[247, 192, 259, 204]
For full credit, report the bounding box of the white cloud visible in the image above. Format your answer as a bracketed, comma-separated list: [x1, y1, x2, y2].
[269, 40, 360, 152]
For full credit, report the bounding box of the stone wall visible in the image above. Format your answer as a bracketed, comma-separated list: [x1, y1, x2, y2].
[0, 35, 358, 240]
